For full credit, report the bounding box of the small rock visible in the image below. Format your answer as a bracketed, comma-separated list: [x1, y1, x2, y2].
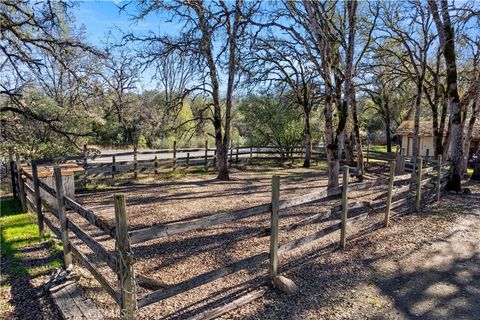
[273, 275, 299, 295]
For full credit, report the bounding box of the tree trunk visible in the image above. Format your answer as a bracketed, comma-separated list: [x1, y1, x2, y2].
[325, 93, 340, 189]
[351, 89, 364, 180]
[216, 143, 229, 180]
[429, 0, 463, 191]
[411, 81, 424, 177]
[461, 79, 480, 172]
[303, 112, 312, 168]
[196, 4, 231, 180]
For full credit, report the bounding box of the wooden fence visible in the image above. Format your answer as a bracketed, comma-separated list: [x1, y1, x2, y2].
[8, 153, 450, 319]
[77, 143, 444, 183]
[74, 144, 326, 182]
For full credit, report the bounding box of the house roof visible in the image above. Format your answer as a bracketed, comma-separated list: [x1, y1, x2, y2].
[396, 120, 480, 139]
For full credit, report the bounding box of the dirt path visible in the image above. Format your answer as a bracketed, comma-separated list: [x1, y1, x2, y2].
[227, 184, 480, 319]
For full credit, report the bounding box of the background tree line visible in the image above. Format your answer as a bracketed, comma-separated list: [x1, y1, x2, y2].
[1, 0, 479, 189]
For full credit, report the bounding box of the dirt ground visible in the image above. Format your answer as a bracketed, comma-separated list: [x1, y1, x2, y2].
[224, 183, 480, 320]
[68, 162, 467, 320]
[69, 163, 394, 319]
[3, 161, 479, 319]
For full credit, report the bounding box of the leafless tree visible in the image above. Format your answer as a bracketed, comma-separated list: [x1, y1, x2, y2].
[376, 1, 436, 177]
[125, 0, 259, 180]
[244, 35, 322, 167]
[0, 0, 100, 133]
[428, 0, 468, 191]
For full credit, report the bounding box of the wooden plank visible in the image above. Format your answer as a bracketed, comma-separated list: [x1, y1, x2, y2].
[204, 140, 208, 169]
[279, 223, 341, 254]
[24, 182, 34, 194]
[50, 281, 105, 320]
[32, 161, 45, 236]
[437, 155, 442, 202]
[137, 252, 269, 308]
[133, 145, 138, 179]
[63, 282, 105, 319]
[22, 169, 33, 181]
[26, 196, 36, 212]
[192, 289, 266, 320]
[54, 166, 72, 267]
[269, 176, 280, 280]
[38, 178, 57, 197]
[67, 219, 117, 271]
[129, 203, 271, 244]
[43, 212, 61, 238]
[172, 141, 177, 172]
[384, 160, 396, 227]
[70, 244, 120, 304]
[415, 157, 423, 212]
[64, 196, 116, 238]
[340, 165, 349, 249]
[114, 194, 136, 319]
[50, 282, 80, 319]
[279, 186, 342, 210]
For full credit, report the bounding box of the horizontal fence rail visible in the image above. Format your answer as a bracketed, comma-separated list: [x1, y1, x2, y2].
[8, 150, 451, 320]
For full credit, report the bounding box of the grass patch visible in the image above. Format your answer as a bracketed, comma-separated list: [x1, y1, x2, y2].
[368, 145, 390, 153]
[0, 198, 61, 277]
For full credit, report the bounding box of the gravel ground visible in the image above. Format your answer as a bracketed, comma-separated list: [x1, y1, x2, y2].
[69, 163, 383, 318]
[63, 162, 470, 319]
[223, 182, 480, 320]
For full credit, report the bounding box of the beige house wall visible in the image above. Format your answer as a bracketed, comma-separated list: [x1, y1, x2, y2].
[401, 135, 435, 157]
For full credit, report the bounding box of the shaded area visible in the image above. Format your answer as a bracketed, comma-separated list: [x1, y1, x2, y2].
[0, 198, 62, 320]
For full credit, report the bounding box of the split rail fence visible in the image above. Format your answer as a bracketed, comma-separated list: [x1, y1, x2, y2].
[65, 143, 326, 181]
[8, 153, 450, 319]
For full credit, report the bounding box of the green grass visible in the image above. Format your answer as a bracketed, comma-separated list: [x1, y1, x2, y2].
[0, 198, 61, 276]
[467, 168, 474, 175]
[367, 145, 390, 153]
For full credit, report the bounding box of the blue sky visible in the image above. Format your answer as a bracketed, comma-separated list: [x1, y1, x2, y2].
[73, 1, 179, 90]
[73, 1, 173, 48]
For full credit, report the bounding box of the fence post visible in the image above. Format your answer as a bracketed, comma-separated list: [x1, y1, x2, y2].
[186, 153, 190, 168]
[415, 157, 423, 212]
[366, 144, 370, 166]
[83, 144, 88, 167]
[436, 155, 442, 202]
[384, 160, 396, 227]
[213, 149, 217, 166]
[114, 194, 136, 320]
[250, 147, 253, 159]
[269, 176, 280, 281]
[154, 155, 158, 174]
[54, 166, 72, 267]
[340, 165, 349, 249]
[133, 144, 138, 179]
[173, 140, 177, 172]
[204, 140, 208, 170]
[229, 147, 233, 167]
[9, 147, 17, 200]
[112, 155, 116, 179]
[31, 161, 45, 237]
[236, 147, 239, 163]
[15, 154, 27, 213]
